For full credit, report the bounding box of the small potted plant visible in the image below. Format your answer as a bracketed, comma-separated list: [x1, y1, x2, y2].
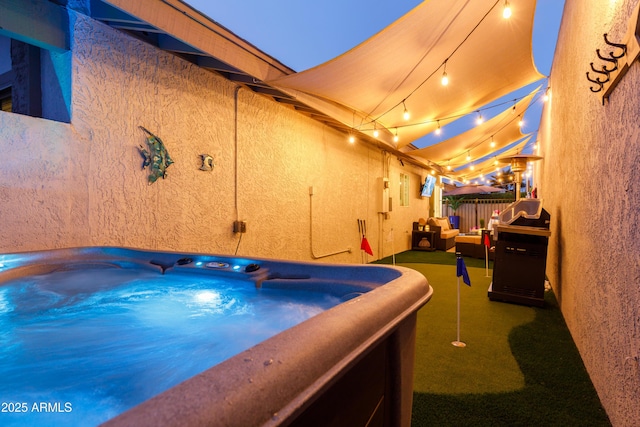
[443, 195, 464, 229]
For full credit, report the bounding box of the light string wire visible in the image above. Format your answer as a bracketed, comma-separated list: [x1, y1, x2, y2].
[448, 132, 539, 183]
[356, 0, 502, 132]
[434, 89, 544, 166]
[436, 91, 546, 180]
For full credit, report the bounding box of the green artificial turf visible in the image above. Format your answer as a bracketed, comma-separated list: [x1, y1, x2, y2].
[377, 251, 611, 427]
[375, 249, 490, 269]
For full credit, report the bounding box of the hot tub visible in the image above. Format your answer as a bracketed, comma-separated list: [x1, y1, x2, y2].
[0, 247, 432, 427]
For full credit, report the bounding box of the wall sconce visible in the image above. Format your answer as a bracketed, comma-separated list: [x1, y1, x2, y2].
[586, 3, 640, 104]
[199, 154, 214, 171]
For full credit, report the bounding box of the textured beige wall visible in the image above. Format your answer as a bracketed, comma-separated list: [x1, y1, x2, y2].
[539, 1, 640, 425]
[0, 12, 430, 263]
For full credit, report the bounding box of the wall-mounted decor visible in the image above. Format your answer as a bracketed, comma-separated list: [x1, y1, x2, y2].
[138, 126, 174, 184]
[199, 154, 214, 171]
[587, 2, 640, 104]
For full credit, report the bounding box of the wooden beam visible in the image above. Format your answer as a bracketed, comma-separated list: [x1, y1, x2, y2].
[0, 0, 69, 51]
[197, 56, 240, 74]
[158, 34, 204, 55]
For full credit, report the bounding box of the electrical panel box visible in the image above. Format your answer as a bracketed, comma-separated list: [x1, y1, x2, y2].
[233, 221, 246, 233]
[378, 177, 390, 213]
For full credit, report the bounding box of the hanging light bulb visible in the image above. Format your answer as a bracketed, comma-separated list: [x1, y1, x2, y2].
[435, 120, 442, 135]
[476, 111, 484, 125]
[441, 60, 449, 86]
[466, 152, 471, 161]
[393, 128, 399, 143]
[373, 122, 379, 138]
[446, 162, 452, 171]
[470, 164, 475, 171]
[402, 101, 410, 120]
[503, 0, 512, 19]
[518, 115, 524, 127]
[490, 135, 496, 148]
[543, 87, 550, 102]
[349, 133, 355, 144]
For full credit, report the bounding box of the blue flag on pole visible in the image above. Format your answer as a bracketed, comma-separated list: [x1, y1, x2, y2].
[456, 255, 471, 286]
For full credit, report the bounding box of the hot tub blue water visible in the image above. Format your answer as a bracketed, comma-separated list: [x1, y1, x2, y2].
[0, 264, 345, 426]
[0, 247, 431, 427]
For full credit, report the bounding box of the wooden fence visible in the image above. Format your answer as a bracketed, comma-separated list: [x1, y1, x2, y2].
[442, 199, 514, 233]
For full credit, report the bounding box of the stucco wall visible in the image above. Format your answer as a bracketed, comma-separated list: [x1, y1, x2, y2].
[539, 1, 640, 425]
[0, 11, 431, 263]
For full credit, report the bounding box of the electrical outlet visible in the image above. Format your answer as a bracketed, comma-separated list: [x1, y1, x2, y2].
[233, 221, 247, 233]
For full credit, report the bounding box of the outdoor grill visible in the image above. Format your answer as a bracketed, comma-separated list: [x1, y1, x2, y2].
[488, 199, 551, 307]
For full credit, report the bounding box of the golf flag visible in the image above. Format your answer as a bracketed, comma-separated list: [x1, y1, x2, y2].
[361, 237, 373, 256]
[456, 255, 471, 286]
[483, 231, 491, 277]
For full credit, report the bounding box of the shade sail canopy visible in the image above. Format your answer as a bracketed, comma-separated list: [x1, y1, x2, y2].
[444, 184, 505, 196]
[410, 88, 537, 167]
[267, 0, 543, 149]
[450, 136, 532, 181]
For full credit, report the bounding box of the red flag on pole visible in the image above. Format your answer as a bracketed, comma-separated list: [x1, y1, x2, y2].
[483, 232, 491, 277]
[361, 237, 373, 256]
[361, 219, 373, 256]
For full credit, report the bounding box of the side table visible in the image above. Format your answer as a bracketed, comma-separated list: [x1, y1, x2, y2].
[411, 230, 436, 251]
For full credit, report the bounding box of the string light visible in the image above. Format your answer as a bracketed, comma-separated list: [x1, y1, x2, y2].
[476, 111, 484, 125]
[435, 120, 442, 135]
[543, 87, 551, 102]
[490, 135, 496, 148]
[466, 152, 471, 161]
[503, 0, 512, 19]
[518, 115, 524, 127]
[370, 0, 516, 126]
[373, 122, 379, 138]
[349, 133, 355, 144]
[393, 128, 399, 143]
[441, 60, 449, 86]
[402, 101, 410, 120]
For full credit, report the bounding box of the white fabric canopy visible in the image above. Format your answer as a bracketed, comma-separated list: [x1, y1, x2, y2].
[410, 87, 536, 166]
[267, 0, 543, 149]
[450, 136, 532, 182]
